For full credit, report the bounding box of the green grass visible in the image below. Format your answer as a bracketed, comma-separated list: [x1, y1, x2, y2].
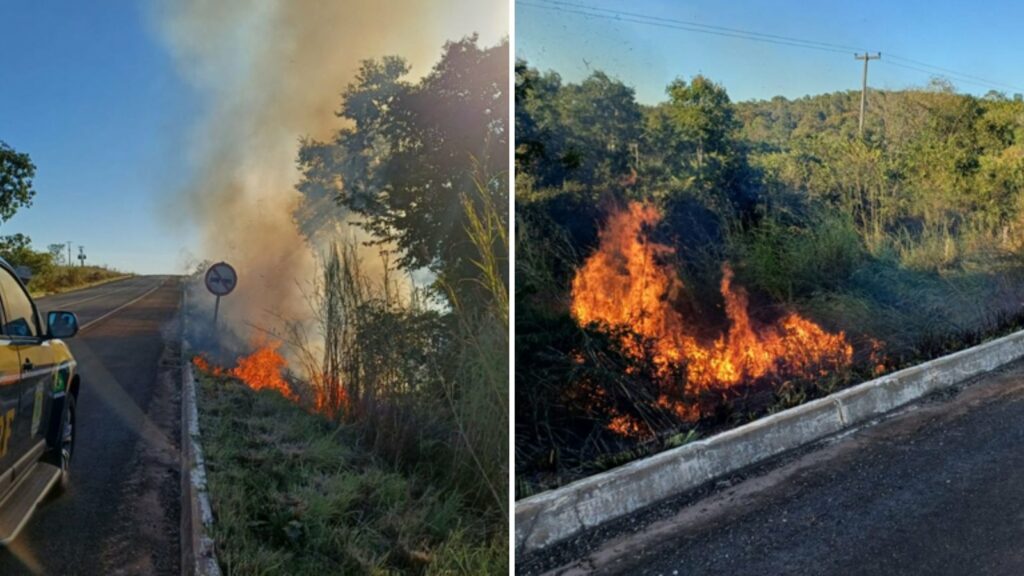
[196, 372, 506, 575]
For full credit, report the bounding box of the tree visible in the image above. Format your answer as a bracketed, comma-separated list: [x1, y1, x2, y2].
[665, 75, 738, 172]
[556, 71, 643, 186]
[298, 36, 508, 304]
[47, 243, 66, 266]
[515, 61, 568, 186]
[0, 142, 36, 223]
[516, 63, 648, 189]
[0, 233, 53, 273]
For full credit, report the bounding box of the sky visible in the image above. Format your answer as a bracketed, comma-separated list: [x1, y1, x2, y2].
[0, 1, 200, 274]
[516, 0, 1024, 105]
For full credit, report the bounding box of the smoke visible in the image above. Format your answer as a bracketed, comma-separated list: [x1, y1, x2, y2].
[156, 0, 507, 341]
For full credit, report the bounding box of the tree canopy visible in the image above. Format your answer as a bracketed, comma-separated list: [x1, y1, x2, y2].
[298, 36, 509, 301]
[0, 142, 36, 224]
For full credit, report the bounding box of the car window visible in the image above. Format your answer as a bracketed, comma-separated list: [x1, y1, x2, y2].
[0, 269, 37, 338]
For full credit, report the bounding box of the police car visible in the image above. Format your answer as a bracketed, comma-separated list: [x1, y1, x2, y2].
[0, 258, 80, 543]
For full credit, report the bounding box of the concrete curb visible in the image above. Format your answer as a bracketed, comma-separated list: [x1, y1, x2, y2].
[515, 328, 1024, 556]
[180, 281, 221, 576]
[182, 360, 221, 576]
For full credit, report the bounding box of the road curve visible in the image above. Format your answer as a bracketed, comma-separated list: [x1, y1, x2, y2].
[0, 275, 183, 575]
[525, 360, 1024, 576]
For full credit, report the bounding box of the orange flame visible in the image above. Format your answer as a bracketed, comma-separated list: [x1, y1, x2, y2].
[571, 202, 853, 432]
[192, 338, 296, 401]
[193, 339, 350, 415]
[191, 354, 223, 376]
[230, 339, 297, 401]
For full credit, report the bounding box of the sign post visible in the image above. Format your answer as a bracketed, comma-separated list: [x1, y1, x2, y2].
[204, 262, 237, 330]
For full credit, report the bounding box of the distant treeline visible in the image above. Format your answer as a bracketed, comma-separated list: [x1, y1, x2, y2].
[517, 63, 1024, 252]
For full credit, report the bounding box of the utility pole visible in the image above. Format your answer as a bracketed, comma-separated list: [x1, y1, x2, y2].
[855, 52, 881, 136]
[66, 241, 73, 268]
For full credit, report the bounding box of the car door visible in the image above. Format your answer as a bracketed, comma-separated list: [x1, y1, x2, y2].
[0, 267, 53, 475]
[0, 319, 22, 489]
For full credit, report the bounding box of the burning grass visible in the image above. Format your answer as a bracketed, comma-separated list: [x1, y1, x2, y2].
[193, 338, 328, 408]
[195, 368, 507, 575]
[516, 193, 1024, 497]
[570, 202, 857, 436]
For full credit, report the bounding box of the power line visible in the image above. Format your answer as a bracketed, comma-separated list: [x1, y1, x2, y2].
[881, 60, 989, 90]
[518, 0, 1024, 93]
[517, 0, 852, 55]
[886, 54, 1023, 93]
[529, 0, 865, 53]
[882, 60, 1024, 93]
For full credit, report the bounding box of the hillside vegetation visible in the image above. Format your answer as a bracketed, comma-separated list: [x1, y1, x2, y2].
[0, 234, 126, 295]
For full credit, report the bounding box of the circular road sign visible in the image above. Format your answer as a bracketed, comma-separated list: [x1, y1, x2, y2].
[205, 262, 237, 296]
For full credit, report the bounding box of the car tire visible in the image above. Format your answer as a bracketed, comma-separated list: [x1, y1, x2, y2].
[46, 393, 75, 494]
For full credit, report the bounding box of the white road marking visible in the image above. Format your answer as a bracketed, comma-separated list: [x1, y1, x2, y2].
[80, 280, 164, 333]
[51, 282, 135, 310]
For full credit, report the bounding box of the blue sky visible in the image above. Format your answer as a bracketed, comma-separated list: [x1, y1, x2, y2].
[516, 0, 1024, 104]
[0, 2, 199, 274]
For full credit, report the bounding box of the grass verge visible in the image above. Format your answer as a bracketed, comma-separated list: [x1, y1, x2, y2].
[28, 266, 130, 297]
[196, 371, 507, 575]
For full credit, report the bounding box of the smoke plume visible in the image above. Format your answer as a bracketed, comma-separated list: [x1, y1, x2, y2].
[156, 0, 507, 339]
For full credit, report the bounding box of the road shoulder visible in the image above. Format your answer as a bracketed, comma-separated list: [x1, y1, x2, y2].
[521, 359, 1024, 575]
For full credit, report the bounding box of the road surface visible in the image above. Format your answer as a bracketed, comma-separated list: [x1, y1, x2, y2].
[524, 359, 1024, 576]
[0, 276, 183, 575]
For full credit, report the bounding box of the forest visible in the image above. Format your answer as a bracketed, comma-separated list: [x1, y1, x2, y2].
[515, 59, 1024, 496]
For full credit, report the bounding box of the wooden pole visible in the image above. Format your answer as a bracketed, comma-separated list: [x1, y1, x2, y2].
[855, 52, 882, 136]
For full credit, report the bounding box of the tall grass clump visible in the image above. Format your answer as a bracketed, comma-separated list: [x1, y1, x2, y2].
[736, 208, 865, 302]
[438, 174, 509, 519]
[287, 168, 509, 572]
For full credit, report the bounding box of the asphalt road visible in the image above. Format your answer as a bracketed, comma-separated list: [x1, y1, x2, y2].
[0, 276, 183, 575]
[527, 360, 1024, 576]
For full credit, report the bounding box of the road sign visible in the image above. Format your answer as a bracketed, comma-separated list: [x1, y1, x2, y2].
[205, 262, 236, 331]
[205, 262, 237, 296]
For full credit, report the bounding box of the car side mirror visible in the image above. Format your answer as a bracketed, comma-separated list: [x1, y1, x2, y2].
[47, 311, 79, 339]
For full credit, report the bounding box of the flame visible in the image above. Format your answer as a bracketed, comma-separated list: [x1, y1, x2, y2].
[193, 339, 351, 415]
[230, 339, 297, 401]
[191, 354, 223, 376]
[571, 202, 853, 433]
[193, 338, 296, 401]
[312, 372, 349, 419]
